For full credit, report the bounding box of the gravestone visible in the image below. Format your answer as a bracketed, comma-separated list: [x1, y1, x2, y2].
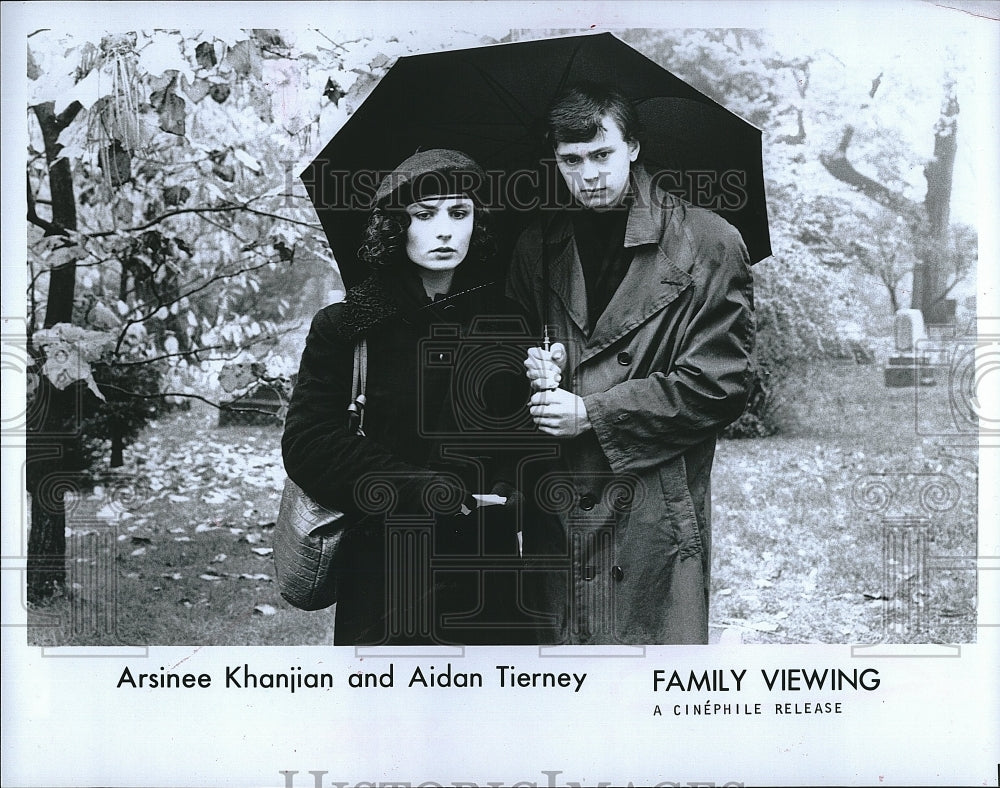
[884, 309, 936, 387]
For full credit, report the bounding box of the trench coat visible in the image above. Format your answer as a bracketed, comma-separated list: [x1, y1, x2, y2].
[282, 266, 551, 645]
[506, 166, 756, 644]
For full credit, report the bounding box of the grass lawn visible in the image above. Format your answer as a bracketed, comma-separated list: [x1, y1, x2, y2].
[711, 360, 977, 644]
[26, 360, 977, 646]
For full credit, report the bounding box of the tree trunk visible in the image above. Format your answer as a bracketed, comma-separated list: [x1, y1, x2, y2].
[913, 82, 958, 324]
[820, 80, 960, 325]
[26, 101, 82, 603]
[110, 419, 125, 468]
[26, 397, 72, 602]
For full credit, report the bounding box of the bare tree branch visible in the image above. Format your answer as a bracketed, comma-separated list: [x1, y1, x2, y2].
[112, 256, 278, 354]
[819, 126, 923, 226]
[97, 385, 286, 419]
[83, 198, 322, 239]
[27, 174, 57, 233]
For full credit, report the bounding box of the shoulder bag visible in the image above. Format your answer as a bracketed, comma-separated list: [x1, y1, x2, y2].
[273, 338, 367, 611]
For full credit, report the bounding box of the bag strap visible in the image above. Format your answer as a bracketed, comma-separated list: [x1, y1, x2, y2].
[347, 337, 368, 436]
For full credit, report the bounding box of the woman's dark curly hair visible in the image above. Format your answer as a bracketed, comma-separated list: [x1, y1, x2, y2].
[358, 198, 495, 272]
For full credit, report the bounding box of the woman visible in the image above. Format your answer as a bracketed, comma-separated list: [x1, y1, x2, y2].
[282, 149, 546, 645]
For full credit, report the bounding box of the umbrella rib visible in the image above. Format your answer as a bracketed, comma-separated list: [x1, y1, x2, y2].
[467, 64, 537, 126]
[462, 41, 588, 141]
[552, 43, 585, 101]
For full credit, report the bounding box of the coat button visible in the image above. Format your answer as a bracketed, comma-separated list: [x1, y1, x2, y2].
[579, 494, 596, 511]
[611, 565, 624, 582]
[617, 351, 632, 365]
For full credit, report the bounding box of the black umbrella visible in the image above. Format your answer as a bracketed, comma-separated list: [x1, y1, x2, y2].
[302, 32, 771, 288]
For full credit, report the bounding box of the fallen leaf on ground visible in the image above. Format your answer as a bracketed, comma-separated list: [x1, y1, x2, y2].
[253, 604, 277, 616]
[747, 621, 780, 632]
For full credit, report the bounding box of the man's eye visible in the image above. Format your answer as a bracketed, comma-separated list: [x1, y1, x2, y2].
[561, 156, 581, 166]
[594, 151, 611, 161]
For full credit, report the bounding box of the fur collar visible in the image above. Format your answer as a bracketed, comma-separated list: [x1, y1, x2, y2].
[336, 275, 400, 340]
[335, 273, 497, 340]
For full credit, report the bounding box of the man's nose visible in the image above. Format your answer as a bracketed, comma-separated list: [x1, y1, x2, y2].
[581, 160, 602, 182]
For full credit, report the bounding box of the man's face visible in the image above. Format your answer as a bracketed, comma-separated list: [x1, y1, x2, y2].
[554, 115, 640, 211]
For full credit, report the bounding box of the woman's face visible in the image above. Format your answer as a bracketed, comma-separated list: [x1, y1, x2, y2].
[404, 195, 474, 273]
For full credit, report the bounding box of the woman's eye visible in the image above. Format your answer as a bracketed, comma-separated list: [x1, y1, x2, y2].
[450, 210, 469, 219]
[413, 212, 432, 220]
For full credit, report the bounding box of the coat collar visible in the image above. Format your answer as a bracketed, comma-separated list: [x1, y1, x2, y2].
[540, 166, 694, 357]
[336, 269, 497, 340]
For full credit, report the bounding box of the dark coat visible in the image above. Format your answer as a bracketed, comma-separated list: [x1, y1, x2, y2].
[282, 266, 555, 645]
[506, 166, 756, 644]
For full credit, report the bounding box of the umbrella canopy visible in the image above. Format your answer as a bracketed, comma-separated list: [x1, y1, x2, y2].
[303, 32, 771, 288]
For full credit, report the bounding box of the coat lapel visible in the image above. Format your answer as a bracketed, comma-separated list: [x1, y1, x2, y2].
[580, 169, 693, 361]
[543, 216, 590, 339]
[582, 247, 692, 361]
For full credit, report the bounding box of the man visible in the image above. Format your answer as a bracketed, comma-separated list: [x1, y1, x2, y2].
[506, 82, 755, 644]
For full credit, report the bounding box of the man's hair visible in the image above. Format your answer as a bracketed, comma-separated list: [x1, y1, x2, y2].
[546, 81, 642, 148]
[358, 201, 494, 271]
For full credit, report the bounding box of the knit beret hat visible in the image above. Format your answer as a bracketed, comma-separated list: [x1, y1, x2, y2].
[374, 149, 487, 209]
